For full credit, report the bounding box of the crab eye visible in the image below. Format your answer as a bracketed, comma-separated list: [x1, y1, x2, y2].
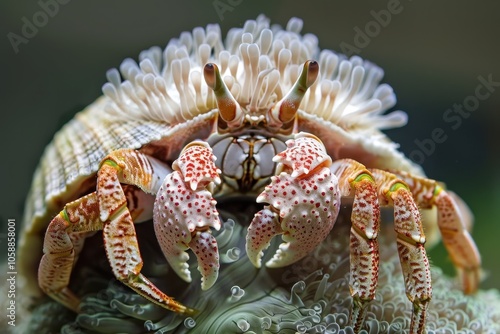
[268, 60, 319, 127]
[204, 62, 243, 128]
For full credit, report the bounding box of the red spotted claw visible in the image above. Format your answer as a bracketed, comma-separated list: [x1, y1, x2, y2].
[153, 142, 222, 290]
[246, 133, 341, 268]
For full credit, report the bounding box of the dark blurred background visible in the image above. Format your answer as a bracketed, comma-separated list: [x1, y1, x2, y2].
[1, 1, 499, 289]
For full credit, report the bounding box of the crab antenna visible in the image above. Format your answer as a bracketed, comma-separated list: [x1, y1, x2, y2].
[204, 63, 244, 128]
[268, 60, 319, 127]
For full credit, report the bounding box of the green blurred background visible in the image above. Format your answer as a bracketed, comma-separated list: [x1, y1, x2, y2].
[1, 0, 499, 290]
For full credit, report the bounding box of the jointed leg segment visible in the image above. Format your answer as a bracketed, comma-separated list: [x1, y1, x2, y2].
[371, 169, 432, 334]
[332, 161, 432, 334]
[39, 148, 199, 315]
[332, 159, 381, 332]
[394, 171, 481, 294]
[434, 187, 481, 294]
[38, 192, 101, 312]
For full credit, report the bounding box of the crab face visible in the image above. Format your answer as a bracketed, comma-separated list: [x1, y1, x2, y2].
[16, 15, 481, 334]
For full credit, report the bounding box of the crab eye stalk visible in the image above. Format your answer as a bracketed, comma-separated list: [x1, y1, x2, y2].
[204, 63, 244, 128]
[268, 60, 319, 127]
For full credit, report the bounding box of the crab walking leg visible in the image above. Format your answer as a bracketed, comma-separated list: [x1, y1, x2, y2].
[394, 171, 481, 294]
[97, 148, 196, 315]
[153, 142, 222, 291]
[38, 192, 100, 312]
[371, 169, 432, 334]
[435, 189, 481, 293]
[38, 185, 159, 312]
[331, 159, 381, 333]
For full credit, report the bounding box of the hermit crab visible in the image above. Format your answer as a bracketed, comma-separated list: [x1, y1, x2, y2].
[18, 15, 481, 334]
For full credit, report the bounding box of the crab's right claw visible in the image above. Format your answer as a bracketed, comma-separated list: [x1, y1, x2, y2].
[246, 133, 341, 268]
[153, 142, 221, 290]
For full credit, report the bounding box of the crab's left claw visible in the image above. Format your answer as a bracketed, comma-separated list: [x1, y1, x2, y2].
[154, 142, 221, 290]
[246, 133, 341, 268]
